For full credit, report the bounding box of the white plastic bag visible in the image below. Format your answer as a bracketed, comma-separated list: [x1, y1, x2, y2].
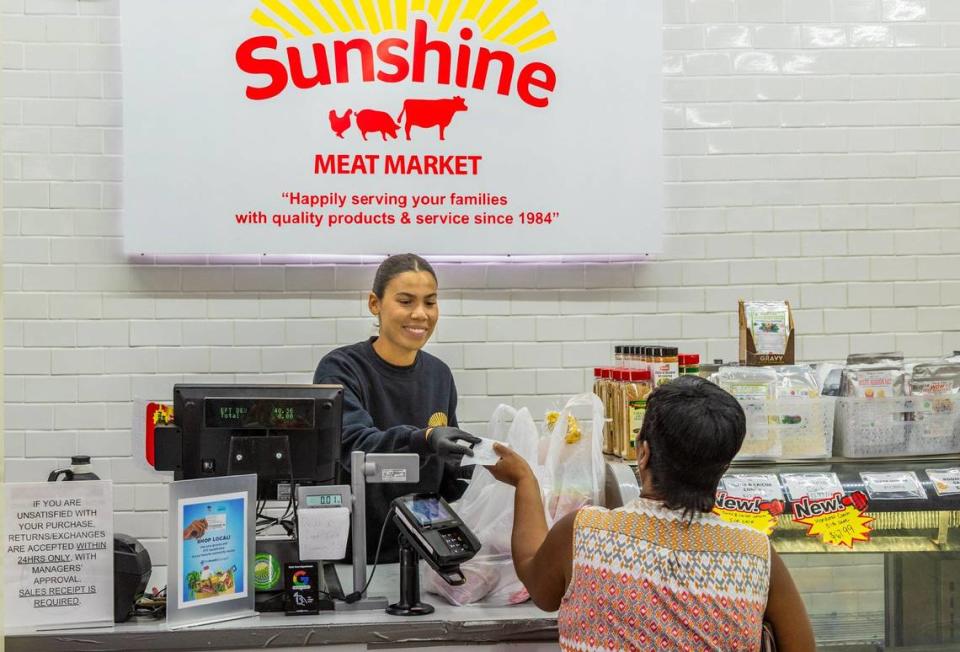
[542, 393, 606, 524]
[423, 405, 539, 606]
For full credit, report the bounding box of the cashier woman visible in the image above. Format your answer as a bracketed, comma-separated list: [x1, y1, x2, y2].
[313, 254, 480, 562]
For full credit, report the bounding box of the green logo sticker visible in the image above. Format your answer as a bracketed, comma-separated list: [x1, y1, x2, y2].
[254, 552, 280, 591]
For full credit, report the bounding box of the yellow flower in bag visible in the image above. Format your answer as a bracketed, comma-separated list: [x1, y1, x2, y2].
[546, 411, 582, 444]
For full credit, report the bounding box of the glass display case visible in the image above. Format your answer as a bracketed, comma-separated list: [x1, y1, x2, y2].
[731, 455, 960, 651]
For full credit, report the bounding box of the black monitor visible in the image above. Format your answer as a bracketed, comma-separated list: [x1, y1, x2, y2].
[157, 384, 343, 500]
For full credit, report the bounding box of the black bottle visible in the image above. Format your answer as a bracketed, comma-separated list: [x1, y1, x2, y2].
[47, 455, 100, 481]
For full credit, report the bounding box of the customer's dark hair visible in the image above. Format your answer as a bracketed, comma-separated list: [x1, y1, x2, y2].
[371, 254, 437, 299]
[638, 375, 746, 516]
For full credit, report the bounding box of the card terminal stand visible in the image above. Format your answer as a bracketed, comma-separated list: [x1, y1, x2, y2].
[387, 493, 482, 616]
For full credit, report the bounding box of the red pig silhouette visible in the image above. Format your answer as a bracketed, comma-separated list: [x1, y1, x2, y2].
[355, 109, 399, 141]
[397, 96, 468, 141]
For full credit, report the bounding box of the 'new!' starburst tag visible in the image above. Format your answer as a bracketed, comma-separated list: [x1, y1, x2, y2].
[791, 491, 874, 548]
[712, 492, 784, 536]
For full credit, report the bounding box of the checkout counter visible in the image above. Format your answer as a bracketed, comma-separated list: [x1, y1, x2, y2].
[11, 454, 960, 651]
[4, 565, 559, 652]
[4, 459, 639, 652]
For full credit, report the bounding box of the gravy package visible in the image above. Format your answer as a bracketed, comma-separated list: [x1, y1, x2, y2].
[739, 300, 795, 366]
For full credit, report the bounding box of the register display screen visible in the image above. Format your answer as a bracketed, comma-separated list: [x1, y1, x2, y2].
[203, 398, 315, 429]
[404, 497, 454, 526]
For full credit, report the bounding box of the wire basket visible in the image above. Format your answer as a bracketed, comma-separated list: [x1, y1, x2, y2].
[835, 397, 960, 458]
[735, 397, 836, 460]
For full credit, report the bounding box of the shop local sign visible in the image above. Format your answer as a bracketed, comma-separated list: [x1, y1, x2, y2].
[121, 0, 662, 256]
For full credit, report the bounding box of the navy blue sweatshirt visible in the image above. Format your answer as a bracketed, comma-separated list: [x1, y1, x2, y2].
[313, 337, 467, 562]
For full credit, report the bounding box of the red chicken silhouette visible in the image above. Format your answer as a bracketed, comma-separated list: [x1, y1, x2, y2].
[328, 108, 352, 139]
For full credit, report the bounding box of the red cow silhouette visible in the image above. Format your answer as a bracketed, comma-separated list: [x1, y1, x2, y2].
[355, 109, 400, 141]
[328, 108, 352, 138]
[397, 96, 468, 141]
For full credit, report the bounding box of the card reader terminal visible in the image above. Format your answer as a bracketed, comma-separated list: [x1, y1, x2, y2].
[391, 493, 481, 585]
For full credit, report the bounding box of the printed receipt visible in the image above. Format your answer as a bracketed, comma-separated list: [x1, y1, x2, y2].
[460, 437, 509, 467]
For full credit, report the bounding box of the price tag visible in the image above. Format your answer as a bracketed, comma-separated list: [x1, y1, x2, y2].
[860, 471, 926, 500]
[780, 473, 844, 502]
[713, 492, 783, 536]
[791, 491, 874, 549]
[926, 468, 960, 496]
[720, 474, 784, 502]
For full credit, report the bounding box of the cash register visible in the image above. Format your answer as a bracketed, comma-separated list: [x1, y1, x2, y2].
[153, 384, 483, 616]
[153, 384, 344, 611]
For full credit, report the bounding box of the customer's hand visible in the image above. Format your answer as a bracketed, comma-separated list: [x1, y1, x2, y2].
[486, 442, 535, 487]
[424, 426, 480, 461]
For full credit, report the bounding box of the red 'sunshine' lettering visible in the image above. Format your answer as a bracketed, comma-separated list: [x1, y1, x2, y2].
[235, 20, 556, 108]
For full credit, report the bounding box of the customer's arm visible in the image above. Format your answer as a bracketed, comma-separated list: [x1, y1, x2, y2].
[765, 549, 817, 652]
[487, 443, 574, 611]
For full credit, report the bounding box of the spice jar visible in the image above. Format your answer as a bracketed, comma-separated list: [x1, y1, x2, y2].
[679, 354, 700, 376]
[614, 345, 626, 367]
[640, 345, 656, 374]
[652, 347, 680, 387]
[594, 368, 614, 455]
[621, 369, 651, 461]
[610, 369, 625, 458]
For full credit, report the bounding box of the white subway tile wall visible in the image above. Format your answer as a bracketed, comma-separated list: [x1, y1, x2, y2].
[5, 0, 960, 618]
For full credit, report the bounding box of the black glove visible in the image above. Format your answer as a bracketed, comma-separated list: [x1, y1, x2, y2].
[425, 427, 480, 461]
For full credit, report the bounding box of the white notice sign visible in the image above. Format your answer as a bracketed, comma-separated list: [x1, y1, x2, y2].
[3, 481, 114, 629]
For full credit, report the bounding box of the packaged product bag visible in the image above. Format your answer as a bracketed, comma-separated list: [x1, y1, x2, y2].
[910, 363, 960, 396]
[841, 362, 907, 399]
[847, 352, 904, 365]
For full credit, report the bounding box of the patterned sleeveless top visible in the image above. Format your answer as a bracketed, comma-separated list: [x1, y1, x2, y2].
[558, 498, 771, 652]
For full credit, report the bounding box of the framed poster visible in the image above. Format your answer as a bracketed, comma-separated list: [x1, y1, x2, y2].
[121, 0, 662, 257]
[167, 475, 257, 629]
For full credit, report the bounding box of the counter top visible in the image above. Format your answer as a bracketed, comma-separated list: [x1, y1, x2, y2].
[4, 564, 558, 652]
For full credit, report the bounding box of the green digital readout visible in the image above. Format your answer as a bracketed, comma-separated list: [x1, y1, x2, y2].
[272, 406, 296, 422]
[219, 406, 248, 421]
[205, 398, 314, 429]
[305, 494, 343, 507]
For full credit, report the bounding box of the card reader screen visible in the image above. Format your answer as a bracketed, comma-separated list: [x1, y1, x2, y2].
[404, 496, 454, 526]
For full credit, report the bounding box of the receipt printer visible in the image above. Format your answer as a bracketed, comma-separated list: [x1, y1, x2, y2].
[114, 533, 152, 622]
[391, 493, 480, 585]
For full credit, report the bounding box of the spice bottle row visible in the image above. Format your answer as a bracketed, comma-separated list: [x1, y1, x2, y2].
[596, 346, 703, 461]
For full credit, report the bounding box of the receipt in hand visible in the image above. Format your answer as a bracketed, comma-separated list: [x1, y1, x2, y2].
[459, 436, 509, 466]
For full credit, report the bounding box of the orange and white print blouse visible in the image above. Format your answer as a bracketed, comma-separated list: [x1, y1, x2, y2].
[558, 497, 771, 651]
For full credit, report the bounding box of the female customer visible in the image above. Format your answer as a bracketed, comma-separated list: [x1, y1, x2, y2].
[489, 375, 815, 651]
[314, 254, 479, 562]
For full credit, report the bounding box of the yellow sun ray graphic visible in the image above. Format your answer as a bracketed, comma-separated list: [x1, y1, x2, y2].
[251, 0, 556, 53]
[318, 0, 353, 30]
